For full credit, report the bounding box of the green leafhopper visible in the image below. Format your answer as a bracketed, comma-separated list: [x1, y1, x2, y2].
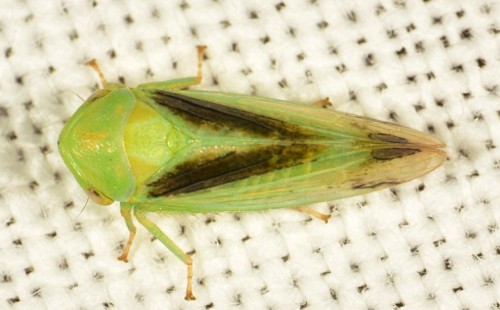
[58, 46, 446, 300]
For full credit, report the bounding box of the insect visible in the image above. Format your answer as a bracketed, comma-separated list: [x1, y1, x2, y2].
[58, 46, 446, 300]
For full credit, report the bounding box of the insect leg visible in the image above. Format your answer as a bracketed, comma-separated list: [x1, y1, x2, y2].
[134, 208, 196, 301]
[311, 98, 332, 108]
[137, 45, 207, 91]
[294, 207, 331, 223]
[86, 59, 108, 86]
[117, 204, 137, 262]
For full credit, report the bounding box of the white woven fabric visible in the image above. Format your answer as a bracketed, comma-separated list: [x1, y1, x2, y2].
[0, 0, 499, 309]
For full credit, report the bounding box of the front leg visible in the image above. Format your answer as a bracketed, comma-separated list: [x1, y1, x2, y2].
[117, 203, 136, 262]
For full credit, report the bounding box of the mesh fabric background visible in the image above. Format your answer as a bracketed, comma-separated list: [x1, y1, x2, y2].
[0, 0, 499, 309]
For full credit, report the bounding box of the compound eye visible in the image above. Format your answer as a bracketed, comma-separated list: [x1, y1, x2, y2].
[86, 88, 111, 104]
[85, 188, 114, 205]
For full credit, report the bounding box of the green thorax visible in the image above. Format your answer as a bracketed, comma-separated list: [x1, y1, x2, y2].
[58, 86, 186, 202]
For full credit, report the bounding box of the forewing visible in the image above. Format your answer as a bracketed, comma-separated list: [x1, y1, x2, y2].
[169, 90, 445, 147]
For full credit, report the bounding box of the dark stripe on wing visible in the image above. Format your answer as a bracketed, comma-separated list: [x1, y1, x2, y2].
[371, 148, 420, 160]
[352, 181, 401, 189]
[368, 133, 409, 144]
[151, 91, 313, 138]
[148, 143, 325, 197]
